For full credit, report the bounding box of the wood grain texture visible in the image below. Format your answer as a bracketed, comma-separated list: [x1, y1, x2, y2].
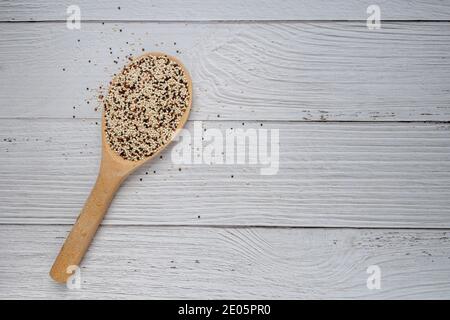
[2, 0, 450, 21]
[1, 225, 449, 299]
[2, 119, 450, 228]
[1, 22, 450, 121]
[2, 1, 450, 299]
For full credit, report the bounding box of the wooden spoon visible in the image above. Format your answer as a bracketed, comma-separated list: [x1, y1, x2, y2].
[50, 52, 193, 283]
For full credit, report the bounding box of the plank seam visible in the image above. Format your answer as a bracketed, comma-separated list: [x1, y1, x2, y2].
[2, 223, 450, 230]
[2, 19, 450, 23]
[1, 118, 449, 124]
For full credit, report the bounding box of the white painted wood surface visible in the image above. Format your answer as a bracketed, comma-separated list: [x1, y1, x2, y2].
[1, 1, 450, 300]
[1, 22, 450, 121]
[1, 225, 450, 299]
[2, 120, 450, 228]
[2, 0, 450, 21]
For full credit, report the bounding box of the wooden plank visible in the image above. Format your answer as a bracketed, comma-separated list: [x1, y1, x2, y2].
[2, 119, 450, 228]
[2, 0, 450, 21]
[1, 225, 449, 299]
[1, 22, 450, 121]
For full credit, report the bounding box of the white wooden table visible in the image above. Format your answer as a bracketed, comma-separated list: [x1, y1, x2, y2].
[1, 0, 450, 299]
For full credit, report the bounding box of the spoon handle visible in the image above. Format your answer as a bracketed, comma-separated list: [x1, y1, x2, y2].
[49, 166, 124, 283]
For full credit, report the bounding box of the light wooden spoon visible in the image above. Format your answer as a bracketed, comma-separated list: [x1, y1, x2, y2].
[50, 52, 193, 283]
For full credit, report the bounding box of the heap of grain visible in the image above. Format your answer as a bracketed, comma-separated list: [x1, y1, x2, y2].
[104, 54, 190, 161]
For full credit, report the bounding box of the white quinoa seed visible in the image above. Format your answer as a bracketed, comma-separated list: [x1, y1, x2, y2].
[104, 54, 190, 161]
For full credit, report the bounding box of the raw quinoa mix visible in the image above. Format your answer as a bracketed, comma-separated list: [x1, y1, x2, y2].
[104, 54, 190, 161]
